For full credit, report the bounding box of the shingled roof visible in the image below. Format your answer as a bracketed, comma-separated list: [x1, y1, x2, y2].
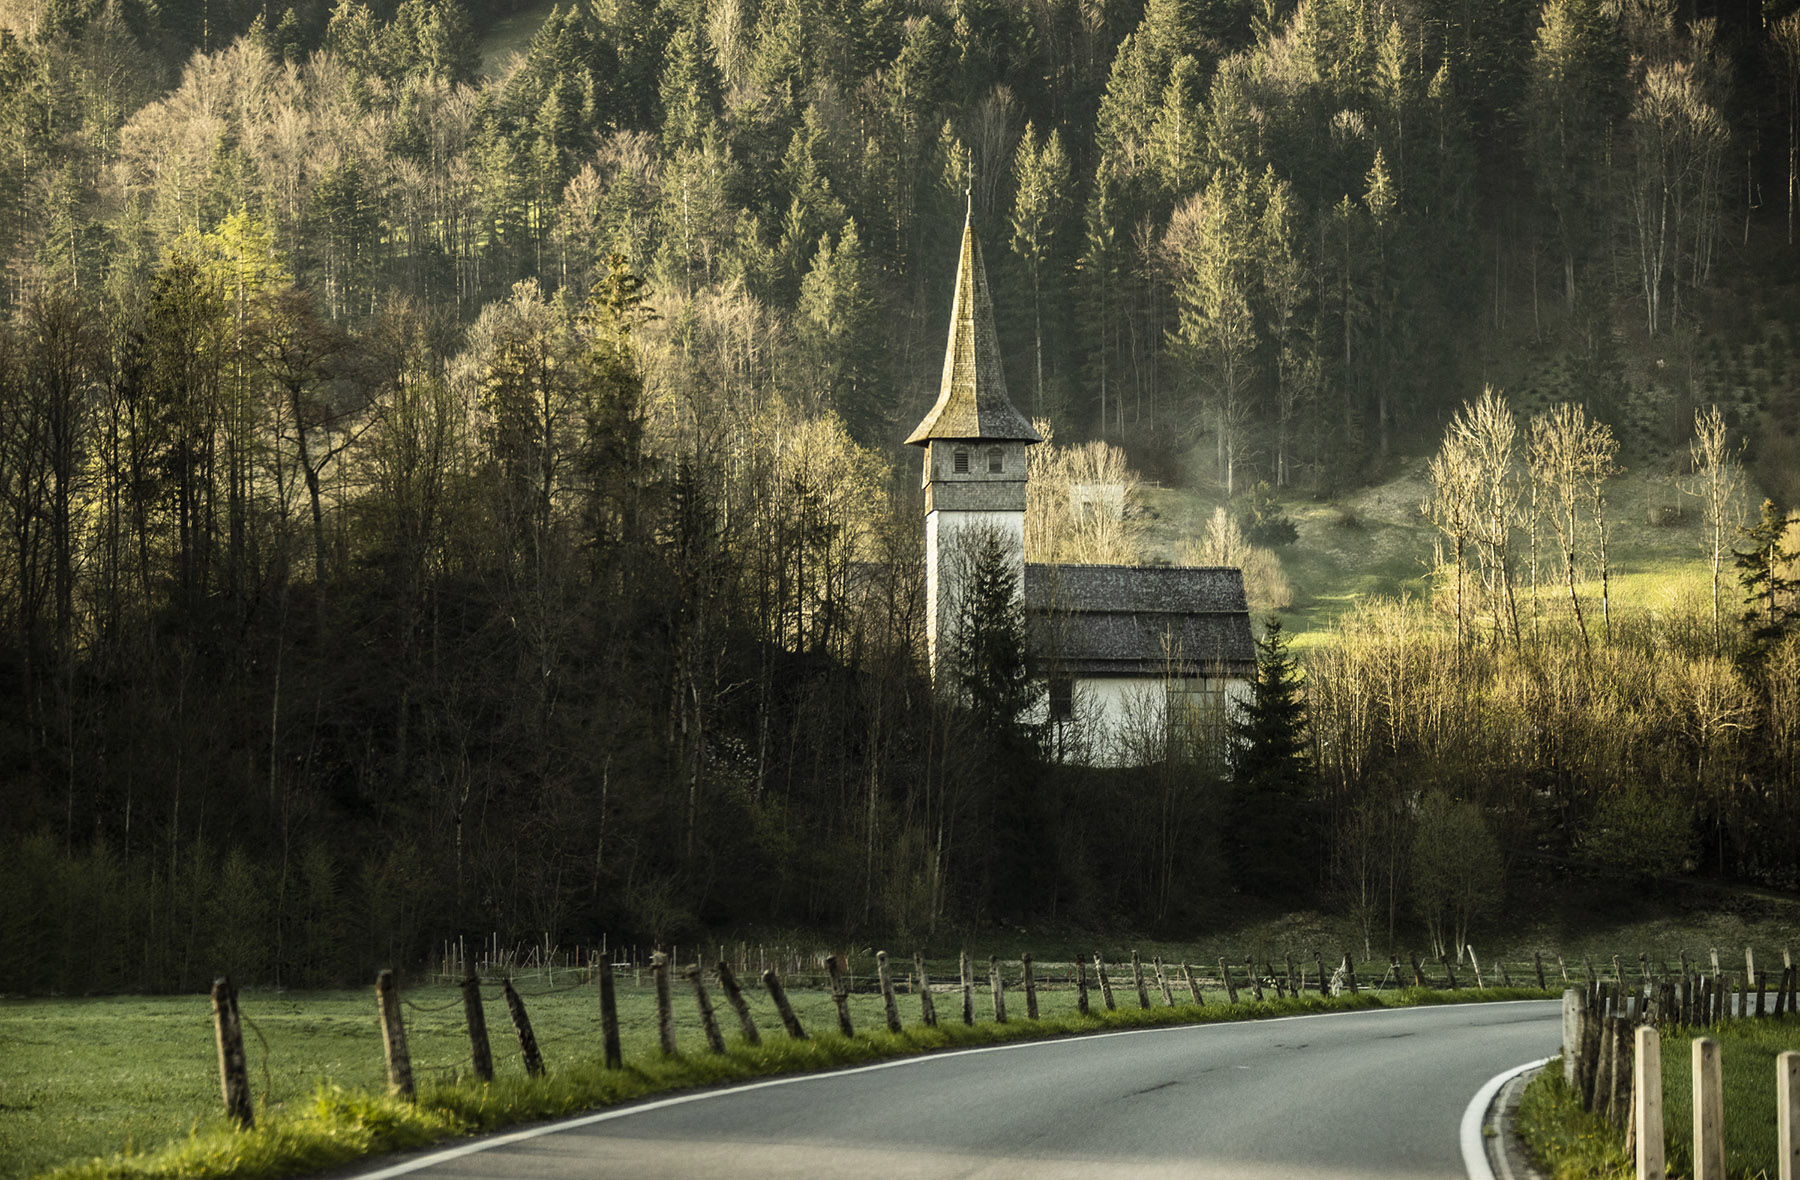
[1024, 563, 1256, 677]
[905, 211, 1041, 446]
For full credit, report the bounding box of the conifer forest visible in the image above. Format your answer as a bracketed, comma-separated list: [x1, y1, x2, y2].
[1, 0, 1798, 993]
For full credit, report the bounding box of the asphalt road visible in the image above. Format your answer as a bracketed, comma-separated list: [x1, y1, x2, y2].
[356, 999, 1562, 1180]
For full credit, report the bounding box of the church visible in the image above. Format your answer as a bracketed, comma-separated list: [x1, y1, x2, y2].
[906, 210, 1257, 764]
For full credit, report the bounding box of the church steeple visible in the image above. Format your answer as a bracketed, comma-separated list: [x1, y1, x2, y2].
[910, 209, 1039, 681]
[905, 210, 1041, 447]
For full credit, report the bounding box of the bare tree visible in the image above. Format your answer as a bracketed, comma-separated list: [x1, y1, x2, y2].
[1681, 405, 1745, 653]
[1527, 403, 1620, 654]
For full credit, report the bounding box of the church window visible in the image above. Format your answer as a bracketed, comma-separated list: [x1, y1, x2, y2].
[953, 447, 970, 474]
[1049, 677, 1073, 721]
[988, 447, 1003, 473]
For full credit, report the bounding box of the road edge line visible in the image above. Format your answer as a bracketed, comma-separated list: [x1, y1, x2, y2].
[1462, 1056, 1550, 1180]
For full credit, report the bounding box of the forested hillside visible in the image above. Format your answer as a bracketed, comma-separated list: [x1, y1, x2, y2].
[0, 0, 1796, 992]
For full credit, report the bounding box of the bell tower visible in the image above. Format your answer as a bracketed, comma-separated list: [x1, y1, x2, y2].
[905, 208, 1041, 678]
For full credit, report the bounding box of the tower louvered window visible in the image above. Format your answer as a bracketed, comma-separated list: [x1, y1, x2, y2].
[954, 448, 970, 473]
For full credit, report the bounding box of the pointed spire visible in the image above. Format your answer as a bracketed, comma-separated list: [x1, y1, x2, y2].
[905, 208, 1041, 446]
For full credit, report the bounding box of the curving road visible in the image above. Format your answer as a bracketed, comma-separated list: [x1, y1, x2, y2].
[354, 999, 1561, 1180]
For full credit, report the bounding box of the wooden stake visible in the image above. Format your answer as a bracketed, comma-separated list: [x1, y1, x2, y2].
[1130, 951, 1150, 1008]
[211, 977, 254, 1129]
[1693, 1037, 1725, 1180]
[1411, 953, 1427, 988]
[914, 952, 937, 1027]
[376, 970, 414, 1099]
[960, 950, 975, 1024]
[598, 959, 623, 1067]
[762, 968, 806, 1039]
[716, 961, 760, 1045]
[1182, 962, 1203, 1005]
[1535, 950, 1546, 990]
[827, 954, 855, 1036]
[1022, 953, 1039, 1020]
[877, 951, 902, 1033]
[501, 979, 545, 1076]
[1154, 957, 1174, 1006]
[1343, 954, 1358, 994]
[1076, 958, 1091, 1015]
[989, 956, 1007, 1023]
[1778, 1050, 1798, 1180]
[460, 976, 493, 1082]
[1593, 1014, 1616, 1115]
[1635, 1025, 1665, 1180]
[1219, 959, 1238, 1004]
[1095, 954, 1117, 1009]
[1442, 955, 1459, 990]
[1562, 989, 1582, 1089]
[652, 952, 676, 1055]
[1248, 959, 1264, 1001]
[686, 964, 726, 1054]
[1286, 953, 1298, 997]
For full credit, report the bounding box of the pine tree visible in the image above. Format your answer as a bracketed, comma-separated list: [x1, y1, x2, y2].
[1736, 498, 1799, 654]
[1226, 618, 1314, 898]
[950, 530, 1039, 742]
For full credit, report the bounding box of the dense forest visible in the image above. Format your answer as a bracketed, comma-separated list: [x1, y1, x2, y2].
[0, 0, 1796, 993]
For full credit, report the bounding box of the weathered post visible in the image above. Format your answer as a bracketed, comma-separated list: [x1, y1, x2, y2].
[1076, 958, 1090, 1015]
[1022, 954, 1039, 1020]
[1535, 950, 1547, 990]
[211, 977, 254, 1129]
[1247, 959, 1264, 1001]
[1562, 988, 1583, 1089]
[1776, 966, 1790, 1020]
[1411, 953, 1428, 988]
[376, 969, 415, 1099]
[460, 976, 494, 1082]
[961, 951, 976, 1024]
[1635, 1025, 1665, 1180]
[1579, 989, 1604, 1108]
[1286, 953, 1298, 997]
[1693, 1037, 1725, 1180]
[1777, 1050, 1797, 1180]
[762, 968, 807, 1039]
[1608, 1016, 1633, 1128]
[914, 953, 938, 1028]
[653, 952, 677, 1055]
[1748, 946, 1758, 985]
[1130, 951, 1150, 1009]
[1219, 959, 1239, 1004]
[1760, 970, 1770, 1018]
[877, 952, 903, 1034]
[1442, 955, 1459, 990]
[1343, 954, 1359, 994]
[599, 959, 623, 1068]
[1095, 954, 1117, 1010]
[989, 956, 1008, 1023]
[1585, 956, 1597, 986]
[1558, 955, 1570, 983]
[501, 978, 546, 1076]
[827, 954, 855, 1037]
[1315, 953, 1328, 993]
[1468, 947, 1483, 990]
[1593, 1015, 1616, 1115]
[1613, 954, 1623, 986]
[687, 965, 726, 1054]
[1182, 963, 1203, 1006]
[716, 961, 760, 1045]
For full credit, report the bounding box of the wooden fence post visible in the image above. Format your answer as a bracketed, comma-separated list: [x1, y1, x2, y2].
[1219, 959, 1238, 1005]
[376, 969, 415, 1099]
[1748, 946, 1757, 985]
[599, 959, 623, 1068]
[1608, 1016, 1633, 1128]
[1760, 971, 1770, 1018]
[1286, 953, 1298, 997]
[1247, 959, 1264, 1001]
[1182, 962, 1203, 1006]
[653, 953, 676, 1055]
[877, 951, 902, 1034]
[1593, 1015, 1616, 1116]
[687, 965, 726, 1054]
[961, 951, 976, 1024]
[716, 961, 760, 1046]
[1562, 988, 1583, 1089]
[460, 976, 494, 1082]
[1315, 953, 1327, 993]
[1777, 1050, 1798, 1180]
[1635, 1025, 1665, 1180]
[211, 977, 254, 1129]
[1343, 955, 1359, 994]
[1076, 958, 1090, 1015]
[827, 955, 855, 1037]
[1095, 954, 1117, 1010]
[1022, 954, 1039, 1020]
[1468, 947, 1484, 990]
[989, 956, 1007, 1023]
[1130, 951, 1150, 1009]
[1154, 958, 1174, 1006]
[915, 953, 938, 1028]
[1693, 1037, 1725, 1180]
[1776, 966, 1790, 1020]
[1535, 951, 1547, 990]
[1412, 953, 1427, 988]
[1585, 956, 1598, 986]
[762, 968, 806, 1039]
[501, 979, 545, 1076]
[1442, 955, 1459, 990]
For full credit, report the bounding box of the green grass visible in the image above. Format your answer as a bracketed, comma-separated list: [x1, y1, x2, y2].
[1518, 1015, 1800, 1180]
[2, 974, 1555, 1180]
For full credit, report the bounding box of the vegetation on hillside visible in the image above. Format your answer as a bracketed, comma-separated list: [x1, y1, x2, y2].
[0, 0, 1796, 991]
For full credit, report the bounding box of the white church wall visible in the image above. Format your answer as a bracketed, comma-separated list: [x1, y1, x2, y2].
[1057, 674, 1250, 767]
[925, 509, 1026, 674]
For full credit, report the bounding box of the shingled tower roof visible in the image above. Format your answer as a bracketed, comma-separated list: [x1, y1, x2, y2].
[905, 211, 1042, 446]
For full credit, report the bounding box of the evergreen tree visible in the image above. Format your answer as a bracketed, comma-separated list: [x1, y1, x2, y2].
[1736, 498, 1799, 654]
[950, 529, 1039, 742]
[1226, 617, 1314, 898]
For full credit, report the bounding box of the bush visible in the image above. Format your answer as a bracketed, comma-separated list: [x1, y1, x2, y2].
[1232, 482, 1299, 547]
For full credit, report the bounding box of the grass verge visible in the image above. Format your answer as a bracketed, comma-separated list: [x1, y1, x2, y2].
[1517, 1015, 1800, 1180]
[35, 986, 1554, 1180]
